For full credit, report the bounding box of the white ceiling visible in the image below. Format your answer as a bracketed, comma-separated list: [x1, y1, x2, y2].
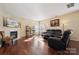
[0, 3, 79, 20]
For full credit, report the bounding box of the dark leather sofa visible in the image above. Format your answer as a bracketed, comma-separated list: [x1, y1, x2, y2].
[41, 29, 62, 40]
[48, 30, 71, 51]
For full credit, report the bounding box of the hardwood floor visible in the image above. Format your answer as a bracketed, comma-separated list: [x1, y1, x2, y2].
[0, 36, 79, 55]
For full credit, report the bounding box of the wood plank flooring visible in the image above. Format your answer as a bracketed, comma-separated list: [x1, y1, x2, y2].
[0, 36, 79, 55]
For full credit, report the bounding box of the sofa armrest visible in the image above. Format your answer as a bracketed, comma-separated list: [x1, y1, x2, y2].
[48, 37, 61, 40]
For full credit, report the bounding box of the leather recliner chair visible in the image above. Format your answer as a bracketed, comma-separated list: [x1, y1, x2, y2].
[48, 30, 71, 51]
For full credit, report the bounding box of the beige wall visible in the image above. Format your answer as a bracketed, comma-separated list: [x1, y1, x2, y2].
[15, 18, 37, 37]
[59, 11, 79, 41]
[0, 10, 37, 37]
[0, 8, 79, 41]
[40, 11, 79, 41]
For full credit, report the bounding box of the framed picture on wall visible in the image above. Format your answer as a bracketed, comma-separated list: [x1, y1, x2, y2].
[50, 19, 59, 27]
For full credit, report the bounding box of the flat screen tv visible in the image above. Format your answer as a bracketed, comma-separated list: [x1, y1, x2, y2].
[3, 17, 19, 28]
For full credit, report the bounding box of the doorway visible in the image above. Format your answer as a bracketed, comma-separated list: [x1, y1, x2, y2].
[33, 21, 46, 36]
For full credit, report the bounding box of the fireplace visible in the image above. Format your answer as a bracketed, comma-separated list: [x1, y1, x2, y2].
[10, 31, 17, 39]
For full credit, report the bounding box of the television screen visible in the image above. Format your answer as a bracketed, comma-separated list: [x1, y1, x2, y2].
[3, 17, 19, 28]
[7, 19, 19, 27]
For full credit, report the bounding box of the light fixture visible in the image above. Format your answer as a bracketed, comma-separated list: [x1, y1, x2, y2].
[32, 19, 45, 21]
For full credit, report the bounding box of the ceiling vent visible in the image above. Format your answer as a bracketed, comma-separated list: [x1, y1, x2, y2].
[67, 3, 75, 8]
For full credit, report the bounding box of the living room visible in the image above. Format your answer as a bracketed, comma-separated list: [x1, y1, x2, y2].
[0, 3, 79, 55]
